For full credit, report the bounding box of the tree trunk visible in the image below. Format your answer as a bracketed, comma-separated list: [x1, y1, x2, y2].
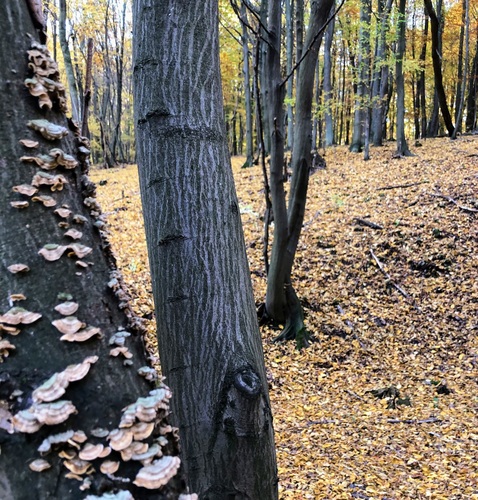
[0, 2, 186, 498]
[424, 0, 455, 136]
[59, 0, 80, 122]
[452, 0, 469, 139]
[349, 0, 372, 152]
[285, 0, 295, 150]
[240, 1, 254, 166]
[395, 0, 413, 156]
[465, 28, 478, 131]
[133, 1, 278, 498]
[323, 6, 335, 147]
[265, 0, 335, 343]
[371, 0, 393, 146]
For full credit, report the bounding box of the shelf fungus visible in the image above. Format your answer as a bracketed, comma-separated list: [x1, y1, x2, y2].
[49, 148, 78, 169]
[13, 400, 77, 432]
[137, 366, 158, 382]
[12, 184, 38, 196]
[32, 356, 98, 403]
[54, 207, 72, 218]
[99, 460, 120, 475]
[24, 77, 53, 110]
[38, 429, 75, 453]
[52, 316, 84, 335]
[0, 324, 21, 336]
[108, 428, 134, 451]
[109, 347, 133, 360]
[85, 491, 134, 500]
[60, 326, 102, 342]
[63, 457, 94, 475]
[0, 307, 41, 325]
[120, 441, 148, 462]
[32, 195, 57, 207]
[133, 456, 181, 489]
[109, 330, 131, 347]
[7, 263, 30, 274]
[64, 229, 83, 240]
[131, 422, 155, 441]
[19, 139, 39, 148]
[29, 458, 51, 472]
[67, 243, 93, 259]
[0, 338, 16, 360]
[9, 293, 26, 302]
[10, 201, 29, 209]
[119, 387, 172, 427]
[27, 119, 68, 141]
[54, 301, 79, 316]
[79, 443, 108, 461]
[32, 171, 68, 191]
[38, 244, 68, 261]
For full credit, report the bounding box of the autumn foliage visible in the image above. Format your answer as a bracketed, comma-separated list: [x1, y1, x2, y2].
[93, 137, 478, 498]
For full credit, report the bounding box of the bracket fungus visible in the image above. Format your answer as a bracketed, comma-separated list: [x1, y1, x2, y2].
[79, 443, 107, 461]
[27, 119, 68, 141]
[24, 77, 53, 110]
[54, 207, 72, 218]
[64, 229, 83, 240]
[109, 330, 131, 347]
[108, 428, 134, 451]
[10, 201, 29, 209]
[131, 422, 155, 441]
[38, 429, 75, 453]
[60, 326, 102, 342]
[54, 301, 79, 316]
[52, 316, 85, 335]
[32, 400, 77, 425]
[32, 356, 98, 403]
[9, 293, 27, 302]
[32, 195, 57, 207]
[32, 171, 68, 191]
[133, 456, 181, 489]
[29, 458, 51, 472]
[85, 491, 134, 500]
[38, 244, 68, 261]
[49, 148, 78, 169]
[12, 184, 38, 196]
[7, 263, 30, 274]
[0, 307, 41, 325]
[63, 457, 93, 476]
[109, 347, 133, 360]
[137, 366, 158, 382]
[67, 243, 93, 259]
[120, 441, 148, 462]
[19, 139, 39, 148]
[0, 338, 16, 361]
[99, 460, 120, 475]
[119, 388, 172, 427]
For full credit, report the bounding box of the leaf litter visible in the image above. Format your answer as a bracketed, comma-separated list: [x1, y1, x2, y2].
[92, 136, 478, 499]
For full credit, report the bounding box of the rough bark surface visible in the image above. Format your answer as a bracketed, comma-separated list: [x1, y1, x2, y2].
[133, 1, 278, 498]
[0, 2, 185, 498]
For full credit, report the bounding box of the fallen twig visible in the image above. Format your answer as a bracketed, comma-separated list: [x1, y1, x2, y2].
[345, 389, 364, 401]
[429, 192, 478, 213]
[354, 217, 383, 230]
[388, 417, 441, 425]
[369, 249, 411, 300]
[377, 181, 429, 190]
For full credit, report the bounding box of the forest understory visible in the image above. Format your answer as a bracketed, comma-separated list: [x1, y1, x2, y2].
[92, 136, 478, 499]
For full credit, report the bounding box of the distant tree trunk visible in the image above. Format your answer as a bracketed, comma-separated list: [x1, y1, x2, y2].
[417, 13, 428, 139]
[0, 2, 187, 498]
[265, 0, 335, 344]
[133, 1, 278, 498]
[452, 0, 469, 139]
[59, 0, 80, 122]
[259, 0, 271, 155]
[81, 37, 93, 138]
[285, 0, 295, 150]
[454, 0, 466, 125]
[395, 0, 413, 156]
[296, 0, 304, 61]
[371, 0, 393, 146]
[240, 1, 253, 166]
[323, 6, 335, 147]
[466, 29, 478, 131]
[424, 0, 454, 136]
[349, 0, 372, 152]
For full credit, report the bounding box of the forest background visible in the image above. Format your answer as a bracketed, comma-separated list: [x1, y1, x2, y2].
[42, 0, 478, 497]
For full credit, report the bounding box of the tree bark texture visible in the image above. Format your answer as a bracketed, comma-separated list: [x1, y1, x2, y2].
[58, 0, 80, 123]
[323, 7, 335, 147]
[265, 0, 335, 340]
[133, 1, 278, 498]
[0, 2, 186, 498]
[395, 0, 413, 156]
[424, 0, 455, 136]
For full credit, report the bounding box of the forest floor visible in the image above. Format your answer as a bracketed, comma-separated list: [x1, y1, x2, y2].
[92, 136, 478, 499]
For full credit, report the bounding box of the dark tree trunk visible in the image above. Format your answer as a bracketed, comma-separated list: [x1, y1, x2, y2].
[133, 1, 278, 498]
[0, 2, 186, 498]
[323, 5, 335, 147]
[424, 0, 455, 136]
[395, 0, 413, 156]
[265, 0, 335, 343]
[58, 0, 80, 122]
[465, 28, 478, 131]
